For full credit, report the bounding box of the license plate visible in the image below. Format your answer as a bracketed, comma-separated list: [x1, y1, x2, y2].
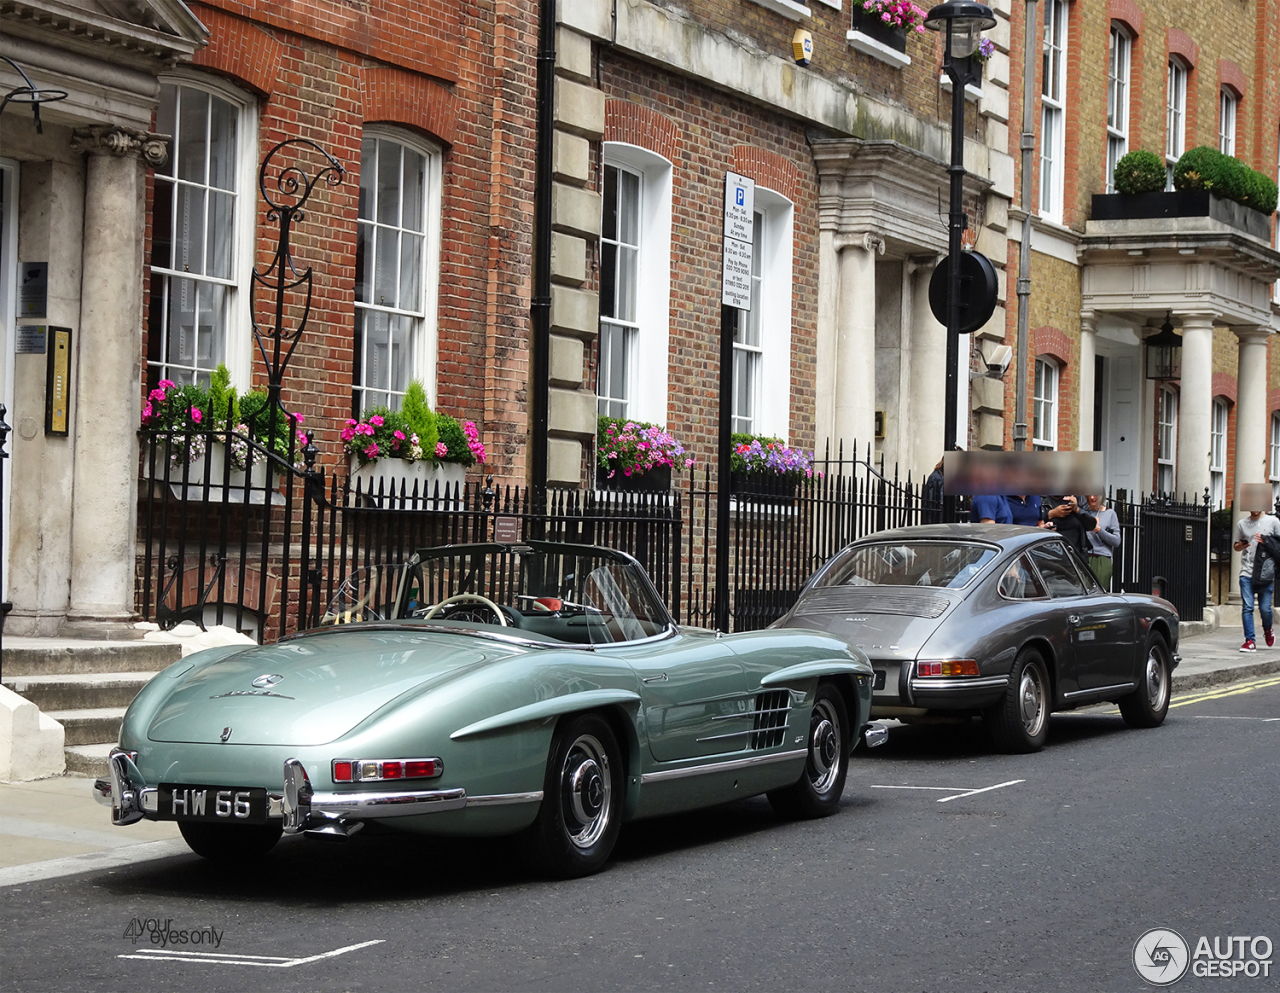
[157, 783, 267, 824]
[873, 670, 886, 690]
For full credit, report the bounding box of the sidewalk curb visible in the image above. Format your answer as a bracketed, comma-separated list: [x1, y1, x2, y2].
[1172, 657, 1280, 692]
[0, 839, 192, 888]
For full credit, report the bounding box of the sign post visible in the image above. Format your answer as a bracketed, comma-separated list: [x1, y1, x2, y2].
[717, 172, 754, 632]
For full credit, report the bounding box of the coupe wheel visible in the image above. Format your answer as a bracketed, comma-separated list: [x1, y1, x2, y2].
[523, 713, 622, 878]
[985, 648, 1050, 753]
[768, 683, 849, 819]
[178, 820, 283, 861]
[1118, 633, 1172, 729]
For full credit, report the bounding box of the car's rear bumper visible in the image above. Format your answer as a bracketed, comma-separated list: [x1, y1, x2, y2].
[906, 674, 1010, 710]
[94, 749, 541, 837]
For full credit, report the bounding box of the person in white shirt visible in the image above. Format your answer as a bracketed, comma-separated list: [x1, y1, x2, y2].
[1233, 507, 1280, 652]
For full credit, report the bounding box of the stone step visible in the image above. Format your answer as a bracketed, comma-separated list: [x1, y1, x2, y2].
[43, 707, 126, 747]
[2, 672, 155, 713]
[65, 742, 116, 778]
[0, 639, 181, 676]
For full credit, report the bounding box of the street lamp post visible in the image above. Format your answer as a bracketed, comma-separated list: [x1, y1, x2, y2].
[925, 2, 996, 509]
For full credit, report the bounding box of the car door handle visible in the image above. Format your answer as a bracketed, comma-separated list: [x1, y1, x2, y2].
[1068, 614, 1081, 624]
[642, 673, 668, 683]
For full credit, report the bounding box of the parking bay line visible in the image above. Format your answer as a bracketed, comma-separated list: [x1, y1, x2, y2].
[872, 779, 1025, 803]
[1191, 715, 1280, 722]
[117, 939, 384, 968]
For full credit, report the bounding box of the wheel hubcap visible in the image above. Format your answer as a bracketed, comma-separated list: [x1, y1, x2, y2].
[808, 702, 843, 794]
[560, 735, 610, 849]
[1146, 651, 1168, 709]
[1019, 668, 1045, 736]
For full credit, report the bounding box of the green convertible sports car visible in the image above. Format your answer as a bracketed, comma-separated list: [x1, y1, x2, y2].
[96, 541, 884, 877]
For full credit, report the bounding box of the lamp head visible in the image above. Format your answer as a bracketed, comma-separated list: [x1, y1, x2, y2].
[924, 1, 997, 58]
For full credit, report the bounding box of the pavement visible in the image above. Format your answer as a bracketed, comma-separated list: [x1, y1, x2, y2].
[1, 618, 1277, 888]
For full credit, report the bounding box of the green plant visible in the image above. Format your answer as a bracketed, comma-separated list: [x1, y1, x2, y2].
[1112, 149, 1165, 195]
[1174, 146, 1279, 214]
[207, 363, 240, 427]
[597, 417, 691, 479]
[729, 432, 816, 478]
[400, 380, 439, 457]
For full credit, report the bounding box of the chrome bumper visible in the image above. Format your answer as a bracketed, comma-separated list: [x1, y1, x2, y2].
[94, 748, 286, 825]
[861, 723, 889, 749]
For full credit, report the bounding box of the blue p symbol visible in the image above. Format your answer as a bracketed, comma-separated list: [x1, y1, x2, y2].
[736, 188, 745, 206]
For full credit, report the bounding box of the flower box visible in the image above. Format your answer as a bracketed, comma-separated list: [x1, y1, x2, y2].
[596, 464, 672, 493]
[350, 458, 465, 506]
[148, 438, 276, 504]
[849, 7, 908, 53]
[731, 472, 799, 506]
[1089, 190, 1272, 240]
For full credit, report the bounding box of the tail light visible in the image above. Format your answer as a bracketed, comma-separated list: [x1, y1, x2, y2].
[331, 758, 442, 783]
[916, 659, 981, 677]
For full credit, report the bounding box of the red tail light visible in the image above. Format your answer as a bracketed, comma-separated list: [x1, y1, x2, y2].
[916, 660, 980, 677]
[330, 758, 442, 783]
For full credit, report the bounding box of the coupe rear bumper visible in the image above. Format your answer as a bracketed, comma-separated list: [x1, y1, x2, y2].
[907, 674, 1010, 710]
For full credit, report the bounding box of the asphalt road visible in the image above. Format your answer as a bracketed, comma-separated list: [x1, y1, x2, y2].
[2, 678, 1276, 993]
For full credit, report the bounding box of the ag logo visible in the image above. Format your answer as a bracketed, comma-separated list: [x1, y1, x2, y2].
[251, 673, 284, 688]
[1133, 928, 1190, 986]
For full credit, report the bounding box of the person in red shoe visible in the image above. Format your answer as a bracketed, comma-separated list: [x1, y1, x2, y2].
[1233, 495, 1280, 652]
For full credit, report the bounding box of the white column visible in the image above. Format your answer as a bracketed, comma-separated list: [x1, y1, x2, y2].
[1078, 311, 1097, 451]
[907, 255, 945, 477]
[814, 227, 839, 446]
[64, 128, 162, 634]
[1174, 312, 1215, 505]
[832, 234, 881, 453]
[1231, 326, 1271, 581]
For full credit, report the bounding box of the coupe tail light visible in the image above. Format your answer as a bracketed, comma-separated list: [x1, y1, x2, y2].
[331, 758, 442, 783]
[916, 659, 980, 677]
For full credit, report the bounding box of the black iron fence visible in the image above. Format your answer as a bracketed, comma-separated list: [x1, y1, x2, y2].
[134, 427, 1209, 640]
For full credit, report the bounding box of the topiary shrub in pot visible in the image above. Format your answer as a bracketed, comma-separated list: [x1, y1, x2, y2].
[1112, 149, 1165, 195]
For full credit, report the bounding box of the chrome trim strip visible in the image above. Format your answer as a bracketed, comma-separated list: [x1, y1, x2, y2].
[696, 722, 790, 743]
[909, 675, 1009, 692]
[308, 788, 468, 818]
[640, 747, 807, 785]
[710, 705, 790, 722]
[1063, 681, 1136, 699]
[466, 791, 544, 807]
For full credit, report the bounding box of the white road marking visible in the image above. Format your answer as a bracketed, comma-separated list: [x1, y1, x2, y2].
[936, 779, 1025, 803]
[117, 939, 385, 968]
[1191, 715, 1280, 722]
[870, 785, 974, 791]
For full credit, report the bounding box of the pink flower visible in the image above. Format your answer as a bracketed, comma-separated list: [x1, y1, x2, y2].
[346, 418, 358, 427]
[141, 402, 153, 424]
[149, 388, 166, 403]
[340, 425, 356, 442]
[294, 413, 305, 424]
[157, 379, 175, 390]
[296, 429, 308, 445]
[435, 441, 448, 458]
[190, 407, 203, 424]
[393, 430, 405, 441]
[369, 414, 384, 427]
[364, 442, 379, 459]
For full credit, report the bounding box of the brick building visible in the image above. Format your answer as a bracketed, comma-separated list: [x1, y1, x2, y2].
[997, 0, 1280, 542]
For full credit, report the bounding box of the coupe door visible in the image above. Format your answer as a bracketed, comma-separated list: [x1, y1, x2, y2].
[625, 635, 750, 763]
[1027, 542, 1133, 691]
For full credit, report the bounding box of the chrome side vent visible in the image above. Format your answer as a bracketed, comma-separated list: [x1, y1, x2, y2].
[750, 690, 790, 749]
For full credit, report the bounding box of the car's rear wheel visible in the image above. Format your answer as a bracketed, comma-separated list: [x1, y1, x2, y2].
[985, 648, 1050, 753]
[1118, 632, 1172, 729]
[178, 820, 283, 861]
[768, 683, 849, 819]
[523, 713, 622, 879]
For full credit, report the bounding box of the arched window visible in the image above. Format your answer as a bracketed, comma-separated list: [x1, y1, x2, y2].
[353, 129, 442, 412]
[148, 76, 258, 387]
[1033, 357, 1059, 451]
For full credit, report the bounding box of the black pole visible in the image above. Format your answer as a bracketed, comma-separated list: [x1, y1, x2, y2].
[716, 304, 734, 633]
[942, 29, 970, 520]
[529, 0, 556, 518]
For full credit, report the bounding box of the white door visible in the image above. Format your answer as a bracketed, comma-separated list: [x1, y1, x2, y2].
[1103, 351, 1141, 499]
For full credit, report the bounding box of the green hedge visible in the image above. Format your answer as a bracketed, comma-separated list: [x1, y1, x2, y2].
[1173, 145, 1279, 214]
[1112, 149, 1165, 195]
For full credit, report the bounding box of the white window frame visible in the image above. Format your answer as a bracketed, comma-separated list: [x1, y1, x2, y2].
[1270, 411, 1280, 504]
[1157, 385, 1178, 494]
[732, 186, 793, 440]
[353, 127, 442, 413]
[149, 74, 258, 389]
[1106, 25, 1131, 193]
[1218, 89, 1237, 157]
[597, 143, 672, 424]
[1039, 0, 1067, 221]
[1166, 59, 1187, 188]
[1032, 357, 1059, 450]
[1210, 398, 1227, 509]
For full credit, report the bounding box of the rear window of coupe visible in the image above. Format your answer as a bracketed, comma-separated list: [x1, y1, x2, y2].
[815, 541, 998, 590]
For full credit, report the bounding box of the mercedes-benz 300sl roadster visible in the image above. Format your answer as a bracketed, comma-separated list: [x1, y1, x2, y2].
[96, 541, 885, 877]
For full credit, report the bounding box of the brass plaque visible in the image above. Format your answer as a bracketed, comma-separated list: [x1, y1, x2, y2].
[45, 326, 71, 436]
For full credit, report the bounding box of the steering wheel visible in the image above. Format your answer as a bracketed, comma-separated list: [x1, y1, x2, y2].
[423, 593, 509, 627]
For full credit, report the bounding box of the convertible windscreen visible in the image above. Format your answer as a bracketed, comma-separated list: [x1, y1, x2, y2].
[815, 541, 999, 590]
[320, 542, 673, 644]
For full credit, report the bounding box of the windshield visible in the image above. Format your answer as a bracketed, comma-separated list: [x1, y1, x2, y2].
[814, 540, 999, 590]
[321, 542, 673, 645]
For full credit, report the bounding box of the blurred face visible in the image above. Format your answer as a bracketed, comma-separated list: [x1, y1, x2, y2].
[1086, 494, 1102, 510]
